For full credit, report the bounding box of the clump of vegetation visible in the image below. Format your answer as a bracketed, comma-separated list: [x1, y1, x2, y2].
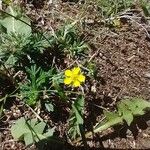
[0, 0, 150, 149]
[11, 117, 55, 146]
[97, 0, 133, 18]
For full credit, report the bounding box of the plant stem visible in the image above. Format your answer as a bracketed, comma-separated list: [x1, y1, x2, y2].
[73, 117, 123, 144]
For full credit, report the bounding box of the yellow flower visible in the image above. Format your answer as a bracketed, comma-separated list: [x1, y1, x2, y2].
[64, 67, 85, 87]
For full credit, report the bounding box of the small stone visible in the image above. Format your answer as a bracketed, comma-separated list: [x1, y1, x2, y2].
[144, 72, 150, 79]
[146, 120, 150, 126]
[85, 19, 94, 24]
[102, 141, 109, 148]
[126, 129, 132, 135]
[48, 0, 53, 4]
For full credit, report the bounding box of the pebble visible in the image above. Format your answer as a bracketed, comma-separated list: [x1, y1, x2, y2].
[84, 19, 95, 24]
[144, 72, 150, 79]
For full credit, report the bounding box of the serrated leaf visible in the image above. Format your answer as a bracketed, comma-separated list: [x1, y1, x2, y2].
[11, 117, 55, 146]
[74, 95, 84, 109]
[72, 105, 83, 125]
[73, 95, 84, 125]
[68, 95, 84, 139]
[76, 98, 150, 143]
[11, 117, 29, 140]
[123, 98, 150, 116]
[118, 102, 133, 126]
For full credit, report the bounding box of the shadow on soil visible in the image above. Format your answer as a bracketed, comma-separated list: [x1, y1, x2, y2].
[35, 112, 150, 150]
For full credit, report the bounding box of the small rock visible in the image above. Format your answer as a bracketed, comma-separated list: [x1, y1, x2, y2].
[48, 0, 53, 4]
[126, 129, 132, 135]
[102, 141, 109, 148]
[85, 19, 94, 24]
[144, 72, 150, 79]
[146, 120, 150, 126]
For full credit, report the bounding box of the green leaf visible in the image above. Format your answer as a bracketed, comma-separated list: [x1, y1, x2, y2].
[42, 127, 55, 138]
[11, 117, 29, 140]
[45, 103, 54, 112]
[132, 98, 150, 109]
[0, 24, 7, 33]
[94, 98, 150, 133]
[35, 127, 55, 141]
[140, 1, 150, 17]
[76, 97, 150, 143]
[34, 121, 46, 134]
[118, 102, 133, 126]
[73, 95, 84, 124]
[11, 117, 55, 146]
[0, 6, 31, 36]
[94, 110, 123, 132]
[29, 118, 37, 127]
[4, 54, 17, 68]
[72, 105, 83, 125]
[20, 65, 52, 106]
[122, 98, 150, 115]
[104, 111, 119, 121]
[68, 95, 84, 139]
[94, 114, 123, 133]
[24, 132, 34, 146]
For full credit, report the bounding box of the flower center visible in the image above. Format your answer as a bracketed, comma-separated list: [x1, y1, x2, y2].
[71, 74, 78, 81]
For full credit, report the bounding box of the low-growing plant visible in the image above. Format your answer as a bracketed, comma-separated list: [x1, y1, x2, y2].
[11, 117, 55, 146]
[97, 0, 133, 18]
[19, 65, 53, 106]
[0, 5, 31, 36]
[68, 95, 84, 139]
[51, 72, 66, 100]
[96, 0, 150, 27]
[0, 12, 88, 71]
[74, 97, 150, 143]
[52, 22, 88, 57]
[26, 32, 54, 54]
[1, 2, 150, 149]
[0, 33, 31, 68]
[140, 0, 150, 16]
[0, 5, 31, 68]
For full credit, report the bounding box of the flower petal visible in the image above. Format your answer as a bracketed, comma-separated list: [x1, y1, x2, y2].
[73, 80, 81, 87]
[64, 77, 72, 85]
[65, 70, 72, 77]
[72, 67, 80, 75]
[78, 74, 85, 82]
